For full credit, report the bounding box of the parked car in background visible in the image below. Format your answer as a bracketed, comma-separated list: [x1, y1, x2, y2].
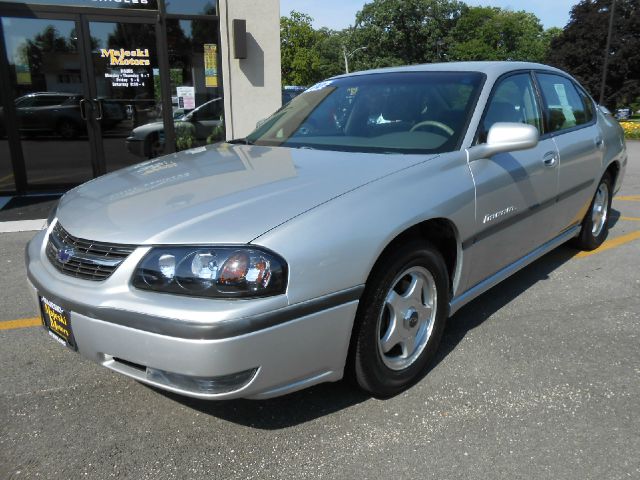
[126, 98, 223, 158]
[27, 62, 626, 401]
[615, 108, 632, 120]
[0, 92, 124, 139]
[282, 85, 306, 105]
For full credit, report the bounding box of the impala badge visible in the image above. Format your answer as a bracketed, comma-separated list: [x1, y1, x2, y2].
[483, 206, 516, 224]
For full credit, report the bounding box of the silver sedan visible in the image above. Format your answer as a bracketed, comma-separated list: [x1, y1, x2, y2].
[26, 62, 627, 400]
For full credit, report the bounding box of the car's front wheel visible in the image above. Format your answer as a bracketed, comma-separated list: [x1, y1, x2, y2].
[572, 172, 613, 251]
[145, 133, 164, 159]
[351, 240, 449, 398]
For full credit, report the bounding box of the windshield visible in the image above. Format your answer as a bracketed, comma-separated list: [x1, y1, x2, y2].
[246, 71, 484, 154]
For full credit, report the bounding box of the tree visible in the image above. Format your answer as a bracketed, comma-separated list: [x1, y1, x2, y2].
[547, 0, 640, 108]
[314, 27, 347, 79]
[349, 0, 468, 70]
[280, 11, 325, 85]
[448, 7, 557, 63]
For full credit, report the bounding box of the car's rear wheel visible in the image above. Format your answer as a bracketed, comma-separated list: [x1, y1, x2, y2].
[351, 240, 449, 398]
[572, 172, 613, 251]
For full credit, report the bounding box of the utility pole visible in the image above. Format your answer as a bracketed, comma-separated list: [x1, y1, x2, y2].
[599, 0, 616, 106]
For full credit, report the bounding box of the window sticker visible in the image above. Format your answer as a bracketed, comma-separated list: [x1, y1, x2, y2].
[204, 44, 218, 88]
[553, 83, 576, 125]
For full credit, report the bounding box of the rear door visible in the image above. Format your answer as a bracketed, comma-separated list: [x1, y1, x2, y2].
[534, 73, 602, 233]
[465, 72, 560, 288]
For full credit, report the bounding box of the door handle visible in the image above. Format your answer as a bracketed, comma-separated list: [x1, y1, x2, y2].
[543, 152, 558, 168]
[79, 99, 88, 121]
[93, 99, 103, 121]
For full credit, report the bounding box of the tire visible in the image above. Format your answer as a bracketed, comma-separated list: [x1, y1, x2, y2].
[572, 172, 613, 251]
[351, 239, 449, 398]
[57, 120, 78, 139]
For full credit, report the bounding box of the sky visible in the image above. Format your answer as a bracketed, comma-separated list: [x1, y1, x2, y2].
[280, 0, 579, 30]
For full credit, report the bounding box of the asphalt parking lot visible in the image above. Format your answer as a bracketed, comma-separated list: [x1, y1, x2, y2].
[1, 143, 639, 480]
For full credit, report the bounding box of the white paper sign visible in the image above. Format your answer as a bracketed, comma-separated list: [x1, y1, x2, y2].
[176, 86, 196, 110]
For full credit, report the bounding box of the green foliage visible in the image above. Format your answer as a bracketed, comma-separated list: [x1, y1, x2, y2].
[351, 0, 468, 69]
[206, 118, 226, 144]
[448, 7, 556, 62]
[280, 11, 325, 86]
[175, 122, 195, 151]
[547, 0, 640, 109]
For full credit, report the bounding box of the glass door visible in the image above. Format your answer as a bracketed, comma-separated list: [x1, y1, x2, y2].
[0, 15, 95, 189]
[84, 17, 165, 171]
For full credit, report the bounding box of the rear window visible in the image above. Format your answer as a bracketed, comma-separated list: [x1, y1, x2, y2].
[246, 71, 484, 154]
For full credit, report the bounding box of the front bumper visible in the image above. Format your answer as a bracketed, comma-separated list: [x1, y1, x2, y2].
[26, 227, 361, 399]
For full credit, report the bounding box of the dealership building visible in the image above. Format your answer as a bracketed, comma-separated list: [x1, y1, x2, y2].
[0, 0, 281, 195]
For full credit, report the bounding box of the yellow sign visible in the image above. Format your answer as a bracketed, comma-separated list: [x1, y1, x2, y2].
[204, 44, 218, 87]
[43, 302, 70, 341]
[100, 48, 150, 66]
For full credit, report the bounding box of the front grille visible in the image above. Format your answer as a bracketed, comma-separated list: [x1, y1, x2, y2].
[46, 222, 136, 281]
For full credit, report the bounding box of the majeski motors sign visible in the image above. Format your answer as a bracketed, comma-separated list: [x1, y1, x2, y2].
[100, 48, 150, 66]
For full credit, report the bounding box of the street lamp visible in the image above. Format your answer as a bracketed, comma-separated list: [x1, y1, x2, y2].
[342, 46, 367, 74]
[599, 0, 616, 106]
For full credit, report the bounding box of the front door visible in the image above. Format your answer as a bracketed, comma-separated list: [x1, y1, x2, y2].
[84, 17, 165, 172]
[1, 15, 95, 189]
[465, 72, 560, 289]
[0, 9, 167, 191]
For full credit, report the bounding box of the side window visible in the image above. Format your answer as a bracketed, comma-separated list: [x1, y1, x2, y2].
[197, 100, 222, 120]
[32, 97, 61, 107]
[537, 73, 593, 133]
[481, 73, 542, 142]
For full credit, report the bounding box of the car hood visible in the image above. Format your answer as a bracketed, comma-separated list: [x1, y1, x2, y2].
[131, 121, 164, 136]
[57, 144, 436, 245]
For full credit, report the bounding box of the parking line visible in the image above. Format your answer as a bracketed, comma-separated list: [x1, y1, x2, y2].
[616, 195, 640, 201]
[621, 216, 640, 222]
[575, 230, 640, 258]
[0, 317, 41, 331]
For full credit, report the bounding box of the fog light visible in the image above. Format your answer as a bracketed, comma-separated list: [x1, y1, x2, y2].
[146, 367, 258, 395]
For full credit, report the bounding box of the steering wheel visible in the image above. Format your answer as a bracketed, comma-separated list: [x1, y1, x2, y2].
[410, 120, 454, 136]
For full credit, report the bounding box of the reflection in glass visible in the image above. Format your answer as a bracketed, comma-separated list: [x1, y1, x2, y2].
[164, 0, 216, 16]
[123, 19, 223, 159]
[89, 21, 164, 170]
[1, 17, 93, 186]
[247, 72, 484, 154]
[0, 0, 158, 9]
[0, 138, 15, 192]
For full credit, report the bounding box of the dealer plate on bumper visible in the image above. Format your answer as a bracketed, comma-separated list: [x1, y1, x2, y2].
[39, 296, 77, 351]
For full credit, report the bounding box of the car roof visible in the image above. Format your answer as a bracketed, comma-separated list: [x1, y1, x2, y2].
[333, 61, 567, 82]
[21, 92, 77, 97]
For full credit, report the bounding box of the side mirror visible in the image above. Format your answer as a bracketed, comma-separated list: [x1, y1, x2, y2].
[467, 122, 539, 161]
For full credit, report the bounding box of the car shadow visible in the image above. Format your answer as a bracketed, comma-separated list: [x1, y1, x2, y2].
[151, 218, 622, 429]
[147, 380, 371, 429]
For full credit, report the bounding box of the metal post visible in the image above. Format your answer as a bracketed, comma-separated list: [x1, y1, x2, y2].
[343, 45, 349, 74]
[599, 0, 616, 106]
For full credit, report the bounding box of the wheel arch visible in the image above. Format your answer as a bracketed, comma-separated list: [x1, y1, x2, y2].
[366, 217, 462, 300]
[605, 159, 620, 186]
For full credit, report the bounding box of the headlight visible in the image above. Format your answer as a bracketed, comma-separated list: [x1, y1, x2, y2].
[132, 247, 287, 298]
